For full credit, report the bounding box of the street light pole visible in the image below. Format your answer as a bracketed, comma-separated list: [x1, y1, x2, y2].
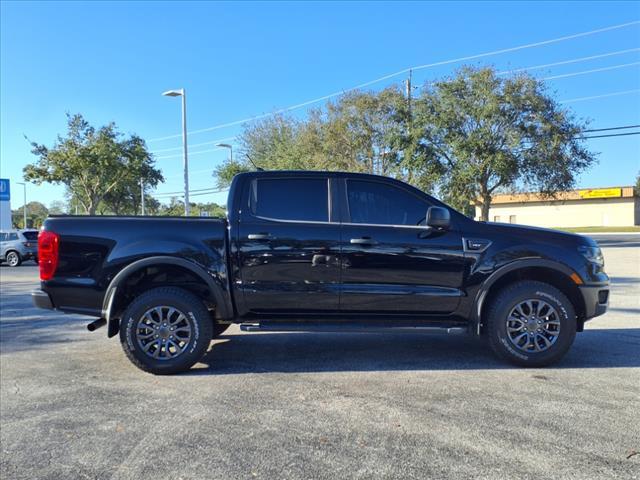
[140, 179, 145, 215]
[162, 88, 190, 216]
[16, 182, 26, 228]
[216, 143, 233, 163]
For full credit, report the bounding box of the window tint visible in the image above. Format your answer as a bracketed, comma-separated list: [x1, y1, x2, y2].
[347, 180, 428, 226]
[22, 231, 38, 241]
[253, 178, 328, 222]
[8, 232, 18, 241]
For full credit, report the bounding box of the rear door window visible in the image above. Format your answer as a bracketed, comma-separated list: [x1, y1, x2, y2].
[252, 178, 329, 222]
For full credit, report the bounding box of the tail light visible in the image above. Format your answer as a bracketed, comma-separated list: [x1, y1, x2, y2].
[23, 242, 33, 247]
[38, 231, 60, 281]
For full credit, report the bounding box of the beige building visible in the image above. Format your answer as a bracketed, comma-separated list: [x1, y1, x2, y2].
[476, 187, 640, 228]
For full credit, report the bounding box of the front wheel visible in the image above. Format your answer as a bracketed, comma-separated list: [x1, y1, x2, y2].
[119, 287, 213, 374]
[6, 251, 21, 267]
[486, 280, 576, 367]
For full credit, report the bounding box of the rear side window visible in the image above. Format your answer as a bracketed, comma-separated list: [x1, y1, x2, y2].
[8, 232, 18, 241]
[22, 231, 38, 241]
[252, 178, 329, 222]
[347, 180, 429, 226]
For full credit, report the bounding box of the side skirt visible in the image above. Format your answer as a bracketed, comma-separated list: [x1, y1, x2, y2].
[240, 320, 468, 335]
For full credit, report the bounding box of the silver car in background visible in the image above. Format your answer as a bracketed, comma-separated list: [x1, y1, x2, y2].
[0, 229, 39, 267]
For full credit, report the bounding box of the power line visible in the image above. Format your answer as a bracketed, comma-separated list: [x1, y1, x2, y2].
[498, 48, 640, 75]
[583, 124, 640, 133]
[155, 89, 640, 161]
[148, 20, 640, 143]
[153, 186, 228, 197]
[150, 136, 237, 154]
[560, 89, 640, 103]
[155, 147, 227, 161]
[188, 189, 229, 198]
[163, 167, 214, 179]
[541, 61, 640, 80]
[579, 131, 640, 139]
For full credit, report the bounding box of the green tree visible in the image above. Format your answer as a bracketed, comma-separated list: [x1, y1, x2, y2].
[214, 88, 412, 187]
[101, 175, 163, 215]
[11, 201, 49, 228]
[412, 67, 596, 220]
[24, 113, 164, 215]
[48, 200, 67, 215]
[155, 198, 226, 217]
[321, 87, 409, 177]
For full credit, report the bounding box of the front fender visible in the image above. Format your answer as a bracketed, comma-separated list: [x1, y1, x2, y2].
[469, 258, 580, 335]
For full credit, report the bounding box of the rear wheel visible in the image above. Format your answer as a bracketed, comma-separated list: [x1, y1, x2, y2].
[6, 251, 21, 267]
[486, 280, 576, 367]
[119, 287, 213, 374]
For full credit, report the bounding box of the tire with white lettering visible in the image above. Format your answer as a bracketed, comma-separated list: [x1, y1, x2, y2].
[119, 287, 213, 375]
[486, 281, 576, 367]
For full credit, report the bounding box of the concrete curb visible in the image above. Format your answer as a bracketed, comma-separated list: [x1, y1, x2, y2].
[578, 232, 640, 236]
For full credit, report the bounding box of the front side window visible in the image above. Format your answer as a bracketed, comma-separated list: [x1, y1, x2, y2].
[347, 180, 429, 226]
[252, 178, 328, 222]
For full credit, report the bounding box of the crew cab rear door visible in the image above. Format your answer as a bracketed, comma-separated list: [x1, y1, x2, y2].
[338, 177, 465, 314]
[235, 174, 341, 315]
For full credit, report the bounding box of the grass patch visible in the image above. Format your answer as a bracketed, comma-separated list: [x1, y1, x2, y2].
[554, 226, 640, 233]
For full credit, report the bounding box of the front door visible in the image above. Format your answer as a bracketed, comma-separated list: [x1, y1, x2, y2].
[235, 175, 341, 315]
[339, 178, 465, 314]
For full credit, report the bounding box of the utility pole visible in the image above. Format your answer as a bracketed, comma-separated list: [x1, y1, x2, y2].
[140, 179, 145, 215]
[404, 70, 413, 182]
[17, 182, 26, 228]
[405, 69, 412, 115]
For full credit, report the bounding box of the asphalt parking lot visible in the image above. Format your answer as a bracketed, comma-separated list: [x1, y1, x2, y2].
[1, 239, 639, 480]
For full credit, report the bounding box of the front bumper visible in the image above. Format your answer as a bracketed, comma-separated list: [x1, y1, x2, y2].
[31, 289, 54, 310]
[579, 284, 609, 320]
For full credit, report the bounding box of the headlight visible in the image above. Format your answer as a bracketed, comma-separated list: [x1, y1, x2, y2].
[578, 245, 604, 267]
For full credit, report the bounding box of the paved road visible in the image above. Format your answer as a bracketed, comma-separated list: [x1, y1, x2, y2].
[587, 233, 640, 249]
[1, 247, 639, 480]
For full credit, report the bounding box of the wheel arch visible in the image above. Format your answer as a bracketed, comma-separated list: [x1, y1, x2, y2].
[4, 249, 21, 265]
[473, 259, 586, 335]
[102, 256, 233, 338]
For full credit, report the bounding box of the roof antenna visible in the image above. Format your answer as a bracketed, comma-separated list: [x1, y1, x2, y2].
[246, 153, 263, 171]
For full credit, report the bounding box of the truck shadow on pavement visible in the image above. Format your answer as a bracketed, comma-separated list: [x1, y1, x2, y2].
[190, 327, 640, 375]
[0, 314, 90, 354]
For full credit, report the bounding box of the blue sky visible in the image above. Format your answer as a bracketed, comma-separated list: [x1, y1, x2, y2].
[1, 1, 639, 209]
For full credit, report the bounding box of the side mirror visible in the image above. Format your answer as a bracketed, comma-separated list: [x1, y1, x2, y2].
[426, 206, 450, 230]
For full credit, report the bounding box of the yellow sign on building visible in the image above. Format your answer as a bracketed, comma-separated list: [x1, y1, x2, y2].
[578, 188, 622, 199]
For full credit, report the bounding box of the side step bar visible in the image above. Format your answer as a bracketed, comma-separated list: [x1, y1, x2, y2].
[240, 321, 468, 335]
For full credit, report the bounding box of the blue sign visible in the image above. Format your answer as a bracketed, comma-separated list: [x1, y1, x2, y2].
[0, 179, 9, 201]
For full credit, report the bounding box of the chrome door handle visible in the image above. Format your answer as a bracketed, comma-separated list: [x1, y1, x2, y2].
[350, 237, 378, 246]
[248, 233, 272, 240]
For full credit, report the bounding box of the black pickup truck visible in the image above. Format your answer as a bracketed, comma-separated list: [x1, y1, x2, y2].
[33, 171, 610, 374]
